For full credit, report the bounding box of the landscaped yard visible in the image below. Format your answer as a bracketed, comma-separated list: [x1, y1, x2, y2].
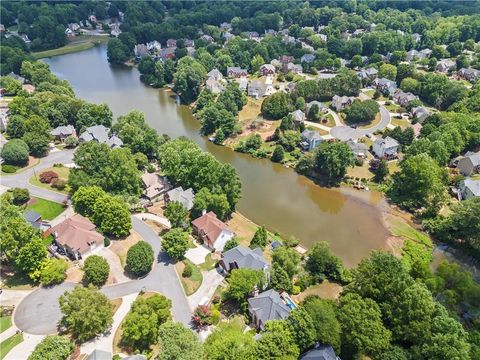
[33, 35, 109, 58]
[109, 231, 142, 267]
[0, 316, 12, 334]
[26, 197, 65, 220]
[0, 333, 23, 359]
[176, 259, 203, 295]
[362, 89, 375, 98]
[292, 281, 343, 303]
[390, 117, 411, 128]
[29, 166, 70, 194]
[1, 157, 39, 176]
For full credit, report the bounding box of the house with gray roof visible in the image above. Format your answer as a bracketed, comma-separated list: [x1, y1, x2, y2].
[372, 136, 399, 159]
[206, 78, 224, 94]
[247, 79, 274, 99]
[259, 64, 276, 76]
[301, 130, 324, 151]
[372, 77, 397, 96]
[458, 68, 480, 83]
[347, 140, 368, 158]
[134, 44, 148, 59]
[331, 95, 355, 111]
[457, 151, 480, 176]
[393, 90, 418, 107]
[411, 106, 430, 123]
[285, 62, 303, 74]
[227, 67, 248, 78]
[51, 125, 76, 143]
[419, 48, 432, 58]
[306, 101, 327, 114]
[459, 178, 480, 200]
[248, 289, 291, 330]
[358, 67, 378, 80]
[406, 49, 420, 61]
[23, 210, 50, 231]
[164, 186, 195, 210]
[300, 345, 340, 360]
[219, 245, 269, 274]
[436, 59, 456, 73]
[290, 109, 306, 125]
[79, 125, 123, 148]
[207, 69, 223, 82]
[301, 54, 315, 64]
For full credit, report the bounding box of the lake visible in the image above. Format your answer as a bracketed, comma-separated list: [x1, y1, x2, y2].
[44, 45, 390, 266]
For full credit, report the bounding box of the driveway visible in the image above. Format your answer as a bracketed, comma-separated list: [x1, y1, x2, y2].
[187, 268, 224, 311]
[14, 217, 192, 334]
[185, 244, 211, 265]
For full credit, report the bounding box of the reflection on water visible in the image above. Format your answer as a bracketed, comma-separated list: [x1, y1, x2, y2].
[44, 45, 390, 266]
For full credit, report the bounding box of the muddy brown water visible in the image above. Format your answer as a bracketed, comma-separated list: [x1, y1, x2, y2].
[44, 45, 390, 267]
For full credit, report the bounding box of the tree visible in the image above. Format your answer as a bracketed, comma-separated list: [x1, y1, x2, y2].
[400, 77, 420, 94]
[224, 268, 264, 303]
[121, 294, 171, 351]
[59, 285, 113, 342]
[107, 38, 130, 64]
[373, 159, 389, 182]
[270, 263, 292, 292]
[40, 258, 68, 286]
[314, 141, 355, 183]
[126, 241, 154, 276]
[251, 55, 264, 73]
[191, 188, 230, 221]
[158, 321, 203, 360]
[223, 238, 239, 252]
[0, 76, 22, 95]
[378, 64, 397, 81]
[11, 187, 29, 205]
[1, 139, 29, 166]
[76, 103, 112, 130]
[204, 321, 256, 360]
[164, 201, 190, 229]
[255, 320, 299, 360]
[72, 186, 107, 218]
[302, 297, 341, 353]
[261, 92, 292, 119]
[6, 115, 26, 139]
[15, 237, 47, 280]
[22, 131, 50, 157]
[162, 228, 189, 260]
[93, 195, 132, 237]
[271, 145, 285, 163]
[306, 242, 346, 282]
[389, 154, 447, 212]
[343, 100, 379, 124]
[28, 335, 74, 360]
[272, 247, 300, 278]
[250, 225, 268, 249]
[64, 135, 78, 148]
[173, 57, 207, 103]
[338, 293, 392, 359]
[83, 255, 109, 287]
[287, 308, 316, 351]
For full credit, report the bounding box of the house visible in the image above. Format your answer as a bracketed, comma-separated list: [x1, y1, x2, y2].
[347, 140, 368, 158]
[436, 59, 456, 73]
[146, 40, 161, 53]
[318, 33, 328, 42]
[50, 214, 104, 260]
[291, 110, 306, 126]
[331, 95, 355, 111]
[372, 136, 399, 159]
[306, 101, 327, 114]
[185, 39, 194, 48]
[134, 44, 148, 59]
[191, 211, 234, 251]
[301, 130, 324, 151]
[259, 64, 276, 76]
[200, 34, 214, 43]
[406, 49, 420, 61]
[412, 33, 422, 43]
[248, 289, 291, 330]
[246, 31, 260, 41]
[419, 48, 432, 58]
[223, 32, 234, 41]
[227, 67, 248, 78]
[206, 69, 223, 82]
[286, 82, 296, 93]
[264, 29, 277, 36]
[458, 68, 480, 83]
[79, 125, 123, 148]
[65, 28, 75, 37]
[164, 186, 195, 210]
[219, 245, 269, 274]
[247, 79, 274, 99]
[459, 178, 480, 200]
[372, 77, 397, 95]
[300, 345, 340, 360]
[205, 78, 224, 94]
[51, 125, 76, 143]
[279, 55, 294, 65]
[88, 14, 97, 23]
[270, 59, 282, 69]
[393, 90, 418, 107]
[166, 39, 177, 48]
[285, 62, 303, 74]
[236, 77, 248, 91]
[301, 54, 315, 64]
[457, 151, 480, 176]
[220, 22, 232, 32]
[357, 67, 378, 80]
[282, 35, 297, 45]
[0, 24, 5, 33]
[8, 72, 25, 84]
[411, 106, 430, 123]
[158, 47, 175, 60]
[0, 106, 9, 131]
[23, 210, 49, 231]
[87, 350, 112, 360]
[20, 34, 31, 43]
[142, 172, 172, 201]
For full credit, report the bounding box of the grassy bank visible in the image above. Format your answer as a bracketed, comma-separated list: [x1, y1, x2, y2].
[33, 35, 109, 59]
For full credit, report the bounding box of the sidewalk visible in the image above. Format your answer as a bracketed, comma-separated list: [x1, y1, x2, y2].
[4, 333, 45, 360]
[133, 213, 171, 228]
[187, 268, 224, 311]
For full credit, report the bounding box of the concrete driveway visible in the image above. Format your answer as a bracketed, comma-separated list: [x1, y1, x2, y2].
[185, 244, 211, 265]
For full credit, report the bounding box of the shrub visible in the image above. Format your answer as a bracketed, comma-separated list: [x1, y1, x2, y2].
[183, 263, 193, 278]
[83, 255, 110, 287]
[39, 170, 58, 184]
[12, 187, 30, 205]
[104, 237, 110, 247]
[40, 259, 68, 286]
[64, 135, 78, 148]
[1, 164, 17, 173]
[1, 139, 29, 166]
[28, 335, 74, 360]
[126, 241, 154, 276]
[51, 178, 66, 190]
[211, 309, 221, 325]
[192, 305, 212, 328]
[162, 228, 189, 260]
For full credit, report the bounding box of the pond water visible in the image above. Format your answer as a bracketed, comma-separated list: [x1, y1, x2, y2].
[44, 45, 390, 266]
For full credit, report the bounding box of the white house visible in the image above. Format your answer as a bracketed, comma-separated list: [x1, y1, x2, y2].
[372, 136, 399, 159]
[191, 212, 234, 252]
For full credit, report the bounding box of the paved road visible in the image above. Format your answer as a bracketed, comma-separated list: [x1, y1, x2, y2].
[0, 149, 74, 203]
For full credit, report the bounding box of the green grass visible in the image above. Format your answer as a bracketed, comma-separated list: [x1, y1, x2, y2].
[389, 217, 432, 247]
[363, 89, 375, 98]
[384, 103, 399, 112]
[26, 197, 65, 220]
[178, 259, 203, 295]
[0, 317, 12, 334]
[42, 234, 54, 247]
[199, 253, 217, 271]
[0, 333, 23, 359]
[29, 166, 70, 195]
[33, 35, 109, 59]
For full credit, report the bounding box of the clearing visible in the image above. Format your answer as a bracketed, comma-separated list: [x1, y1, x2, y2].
[26, 197, 65, 220]
[33, 35, 109, 59]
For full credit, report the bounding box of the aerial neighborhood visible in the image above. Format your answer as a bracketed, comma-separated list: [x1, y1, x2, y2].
[0, 1, 479, 360]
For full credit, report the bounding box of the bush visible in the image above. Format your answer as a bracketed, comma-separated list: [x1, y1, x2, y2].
[162, 228, 189, 260]
[51, 178, 67, 190]
[182, 263, 193, 278]
[83, 255, 110, 287]
[104, 237, 111, 247]
[12, 187, 30, 205]
[64, 135, 78, 148]
[28, 335, 74, 360]
[1, 164, 17, 173]
[39, 170, 58, 184]
[1, 139, 29, 166]
[192, 305, 212, 328]
[40, 259, 68, 286]
[126, 241, 154, 276]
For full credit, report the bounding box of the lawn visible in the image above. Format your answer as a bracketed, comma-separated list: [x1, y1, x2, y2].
[320, 113, 336, 128]
[26, 197, 65, 220]
[362, 89, 375, 98]
[0, 333, 24, 359]
[198, 253, 217, 272]
[384, 103, 400, 112]
[176, 259, 203, 295]
[1, 157, 39, 176]
[358, 112, 382, 129]
[390, 117, 411, 128]
[33, 35, 109, 59]
[292, 281, 343, 303]
[29, 166, 70, 195]
[0, 317, 12, 334]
